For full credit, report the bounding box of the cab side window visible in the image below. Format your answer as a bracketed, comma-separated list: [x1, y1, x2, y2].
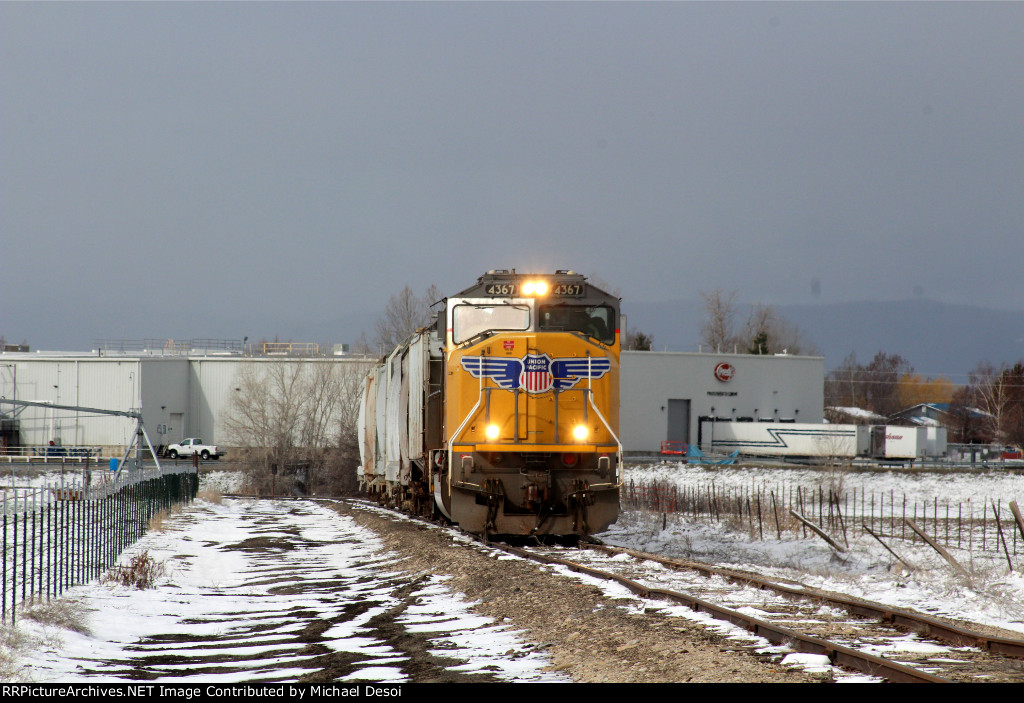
[539, 305, 615, 344]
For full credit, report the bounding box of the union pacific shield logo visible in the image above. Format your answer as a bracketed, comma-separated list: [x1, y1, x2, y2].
[461, 353, 611, 394]
[520, 354, 553, 393]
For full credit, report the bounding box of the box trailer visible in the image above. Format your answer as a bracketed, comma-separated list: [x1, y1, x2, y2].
[702, 420, 946, 460]
[870, 425, 947, 460]
[701, 421, 869, 458]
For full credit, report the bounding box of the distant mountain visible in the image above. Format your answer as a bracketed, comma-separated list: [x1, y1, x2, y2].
[622, 298, 1024, 379]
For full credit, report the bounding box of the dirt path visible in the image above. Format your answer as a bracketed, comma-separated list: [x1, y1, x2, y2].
[28, 499, 561, 683]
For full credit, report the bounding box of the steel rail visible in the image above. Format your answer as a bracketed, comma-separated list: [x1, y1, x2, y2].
[582, 543, 1024, 660]
[259, 498, 1023, 681]
[497, 542, 950, 683]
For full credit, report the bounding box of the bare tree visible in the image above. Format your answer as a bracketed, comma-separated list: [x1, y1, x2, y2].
[221, 360, 368, 495]
[700, 290, 816, 355]
[966, 361, 1024, 448]
[1001, 364, 1024, 449]
[948, 384, 990, 444]
[743, 304, 818, 356]
[825, 352, 862, 409]
[825, 351, 912, 417]
[374, 284, 442, 352]
[623, 330, 654, 351]
[700, 289, 741, 352]
[350, 331, 374, 356]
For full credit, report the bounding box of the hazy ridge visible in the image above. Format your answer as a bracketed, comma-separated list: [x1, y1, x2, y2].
[623, 298, 1024, 380]
[10, 298, 1023, 381]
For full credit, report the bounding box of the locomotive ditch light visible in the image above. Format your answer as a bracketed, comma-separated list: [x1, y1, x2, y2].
[572, 425, 588, 441]
[485, 424, 500, 440]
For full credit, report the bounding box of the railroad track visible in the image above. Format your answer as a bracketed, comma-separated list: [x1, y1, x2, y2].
[333, 498, 1024, 683]
[503, 542, 1024, 683]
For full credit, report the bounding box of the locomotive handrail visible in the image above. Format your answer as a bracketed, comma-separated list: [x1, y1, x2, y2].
[447, 360, 486, 493]
[587, 387, 623, 489]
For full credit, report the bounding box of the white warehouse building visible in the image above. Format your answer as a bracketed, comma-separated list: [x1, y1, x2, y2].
[0, 353, 375, 455]
[620, 351, 825, 454]
[1, 350, 825, 456]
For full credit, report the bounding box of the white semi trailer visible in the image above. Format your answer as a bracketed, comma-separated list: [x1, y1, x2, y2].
[701, 420, 946, 460]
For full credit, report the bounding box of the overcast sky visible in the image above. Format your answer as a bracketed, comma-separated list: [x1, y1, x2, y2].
[3, 2, 1022, 350]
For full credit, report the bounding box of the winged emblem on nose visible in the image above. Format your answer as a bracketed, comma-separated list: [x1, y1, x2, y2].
[461, 354, 611, 393]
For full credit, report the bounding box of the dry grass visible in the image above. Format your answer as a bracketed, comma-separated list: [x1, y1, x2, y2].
[0, 625, 44, 682]
[197, 488, 222, 504]
[102, 550, 167, 589]
[0, 598, 88, 681]
[147, 502, 187, 533]
[148, 509, 170, 532]
[21, 598, 90, 635]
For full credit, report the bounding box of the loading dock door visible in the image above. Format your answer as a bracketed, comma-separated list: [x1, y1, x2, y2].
[667, 399, 691, 445]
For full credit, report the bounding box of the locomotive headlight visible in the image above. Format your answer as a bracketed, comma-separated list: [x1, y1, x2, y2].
[522, 281, 536, 295]
[486, 424, 500, 440]
[572, 425, 588, 441]
[532, 281, 548, 295]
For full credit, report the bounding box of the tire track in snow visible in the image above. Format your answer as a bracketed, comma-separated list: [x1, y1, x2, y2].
[29, 498, 563, 683]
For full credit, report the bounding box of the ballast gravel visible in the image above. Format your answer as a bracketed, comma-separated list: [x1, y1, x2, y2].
[331, 501, 823, 684]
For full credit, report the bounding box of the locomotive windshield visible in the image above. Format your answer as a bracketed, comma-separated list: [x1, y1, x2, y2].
[538, 304, 616, 344]
[452, 303, 530, 343]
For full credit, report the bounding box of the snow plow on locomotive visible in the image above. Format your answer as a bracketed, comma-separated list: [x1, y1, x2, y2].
[357, 270, 621, 537]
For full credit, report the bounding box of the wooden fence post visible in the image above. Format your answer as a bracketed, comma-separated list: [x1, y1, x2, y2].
[863, 523, 914, 570]
[905, 518, 969, 577]
[790, 509, 846, 553]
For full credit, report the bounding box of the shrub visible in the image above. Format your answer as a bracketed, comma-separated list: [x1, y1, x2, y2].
[103, 550, 167, 589]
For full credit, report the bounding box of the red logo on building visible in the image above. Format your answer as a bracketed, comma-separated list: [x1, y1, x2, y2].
[714, 362, 735, 382]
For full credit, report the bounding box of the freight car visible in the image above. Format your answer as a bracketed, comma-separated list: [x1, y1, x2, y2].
[357, 270, 621, 538]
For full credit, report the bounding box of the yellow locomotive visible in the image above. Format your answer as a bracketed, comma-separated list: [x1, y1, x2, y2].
[358, 270, 621, 537]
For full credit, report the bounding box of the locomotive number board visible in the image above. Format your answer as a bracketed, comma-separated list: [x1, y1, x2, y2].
[483, 282, 585, 297]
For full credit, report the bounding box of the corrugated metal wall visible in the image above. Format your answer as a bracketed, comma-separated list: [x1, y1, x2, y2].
[1, 354, 375, 454]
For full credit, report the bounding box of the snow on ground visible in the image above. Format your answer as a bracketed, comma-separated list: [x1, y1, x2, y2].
[612, 463, 1024, 637]
[2, 495, 566, 684]
[4, 464, 1024, 683]
[198, 469, 247, 494]
[625, 461, 1024, 505]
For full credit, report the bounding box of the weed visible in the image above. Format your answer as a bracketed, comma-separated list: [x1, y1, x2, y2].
[0, 610, 65, 682]
[148, 509, 170, 532]
[0, 625, 41, 682]
[21, 599, 91, 635]
[197, 488, 223, 504]
[102, 550, 167, 589]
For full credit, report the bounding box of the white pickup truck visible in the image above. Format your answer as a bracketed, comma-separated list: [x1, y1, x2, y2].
[166, 438, 222, 460]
